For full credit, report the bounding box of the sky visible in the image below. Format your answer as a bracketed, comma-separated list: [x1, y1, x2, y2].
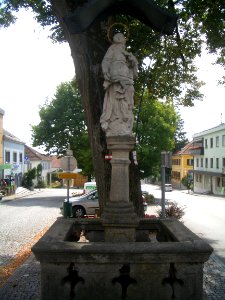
[0, 9, 75, 149]
[0, 9, 225, 150]
[178, 53, 225, 139]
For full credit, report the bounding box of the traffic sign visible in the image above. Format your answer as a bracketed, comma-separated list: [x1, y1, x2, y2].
[60, 156, 77, 171]
[58, 173, 78, 179]
[105, 155, 112, 160]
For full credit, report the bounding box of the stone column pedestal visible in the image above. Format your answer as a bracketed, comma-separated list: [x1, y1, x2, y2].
[102, 136, 139, 242]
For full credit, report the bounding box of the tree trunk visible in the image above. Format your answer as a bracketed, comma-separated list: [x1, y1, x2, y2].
[50, 0, 143, 216]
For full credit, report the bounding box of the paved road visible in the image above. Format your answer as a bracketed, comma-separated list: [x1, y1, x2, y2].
[0, 188, 66, 267]
[143, 184, 225, 264]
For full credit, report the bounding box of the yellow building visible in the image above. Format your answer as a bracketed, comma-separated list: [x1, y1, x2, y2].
[0, 108, 5, 164]
[171, 142, 194, 189]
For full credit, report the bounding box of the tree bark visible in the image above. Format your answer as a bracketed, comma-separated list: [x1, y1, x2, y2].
[50, 0, 111, 212]
[50, 0, 143, 216]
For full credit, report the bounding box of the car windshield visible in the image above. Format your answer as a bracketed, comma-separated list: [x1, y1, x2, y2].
[86, 190, 97, 196]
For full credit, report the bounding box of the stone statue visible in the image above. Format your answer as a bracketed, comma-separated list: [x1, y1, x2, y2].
[100, 33, 138, 137]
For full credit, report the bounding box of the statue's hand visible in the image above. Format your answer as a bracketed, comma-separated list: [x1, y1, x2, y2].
[104, 72, 110, 81]
[101, 121, 108, 131]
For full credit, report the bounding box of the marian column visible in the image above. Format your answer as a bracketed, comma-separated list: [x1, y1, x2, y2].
[100, 33, 139, 242]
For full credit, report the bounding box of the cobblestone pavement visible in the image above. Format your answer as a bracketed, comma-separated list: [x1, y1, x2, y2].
[0, 189, 64, 268]
[0, 191, 225, 299]
[203, 254, 225, 300]
[0, 254, 40, 300]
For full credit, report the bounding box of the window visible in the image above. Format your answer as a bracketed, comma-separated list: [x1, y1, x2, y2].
[205, 158, 208, 168]
[216, 136, 219, 147]
[205, 139, 208, 148]
[201, 158, 203, 167]
[196, 174, 202, 182]
[5, 151, 10, 163]
[222, 178, 225, 187]
[172, 171, 180, 180]
[210, 137, 213, 148]
[223, 158, 225, 167]
[216, 158, 219, 169]
[172, 159, 180, 165]
[13, 152, 17, 163]
[222, 135, 225, 147]
[210, 158, 213, 168]
[216, 177, 221, 187]
[196, 158, 199, 167]
[187, 159, 193, 166]
[19, 153, 23, 163]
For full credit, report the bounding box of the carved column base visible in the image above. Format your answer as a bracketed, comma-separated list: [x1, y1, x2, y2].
[102, 135, 138, 242]
[102, 201, 139, 242]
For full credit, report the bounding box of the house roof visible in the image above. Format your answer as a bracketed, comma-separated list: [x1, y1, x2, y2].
[25, 145, 51, 162]
[193, 123, 225, 138]
[3, 129, 25, 145]
[50, 155, 62, 169]
[173, 141, 195, 156]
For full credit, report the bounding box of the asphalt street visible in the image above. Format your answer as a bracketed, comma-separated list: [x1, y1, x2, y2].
[143, 183, 225, 264]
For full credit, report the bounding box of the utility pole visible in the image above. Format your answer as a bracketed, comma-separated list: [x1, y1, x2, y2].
[161, 151, 172, 218]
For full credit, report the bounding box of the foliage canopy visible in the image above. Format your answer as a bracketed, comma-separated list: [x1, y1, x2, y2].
[1, 0, 224, 212]
[32, 79, 181, 179]
[32, 80, 93, 177]
[1, 0, 225, 97]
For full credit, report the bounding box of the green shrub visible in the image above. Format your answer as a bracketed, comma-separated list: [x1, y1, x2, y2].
[158, 201, 185, 220]
[143, 193, 155, 204]
[50, 181, 62, 188]
[35, 180, 46, 188]
[22, 168, 36, 190]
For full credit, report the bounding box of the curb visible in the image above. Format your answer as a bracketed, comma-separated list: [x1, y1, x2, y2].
[0, 189, 43, 202]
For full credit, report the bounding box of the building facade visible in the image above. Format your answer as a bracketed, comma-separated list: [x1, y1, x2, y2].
[24, 145, 52, 186]
[3, 130, 25, 187]
[171, 142, 194, 189]
[192, 124, 225, 195]
[0, 108, 5, 164]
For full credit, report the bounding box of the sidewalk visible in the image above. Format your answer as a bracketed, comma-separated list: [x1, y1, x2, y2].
[1, 187, 42, 202]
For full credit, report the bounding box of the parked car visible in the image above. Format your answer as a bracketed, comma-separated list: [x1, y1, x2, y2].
[62, 190, 99, 218]
[165, 183, 172, 192]
[61, 188, 148, 218]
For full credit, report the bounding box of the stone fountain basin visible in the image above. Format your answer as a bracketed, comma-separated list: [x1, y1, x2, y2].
[32, 217, 213, 300]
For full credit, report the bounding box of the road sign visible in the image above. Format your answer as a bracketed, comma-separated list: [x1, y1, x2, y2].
[0, 164, 11, 170]
[105, 155, 112, 160]
[58, 173, 78, 179]
[60, 156, 77, 171]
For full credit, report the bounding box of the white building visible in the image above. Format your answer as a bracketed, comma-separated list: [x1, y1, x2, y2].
[192, 123, 225, 195]
[3, 129, 25, 187]
[24, 145, 52, 186]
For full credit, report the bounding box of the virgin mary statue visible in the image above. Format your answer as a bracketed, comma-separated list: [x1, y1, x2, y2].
[100, 33, 138, 137]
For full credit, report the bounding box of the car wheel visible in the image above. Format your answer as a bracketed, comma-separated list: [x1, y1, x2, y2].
[73, 206, 86, 218]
